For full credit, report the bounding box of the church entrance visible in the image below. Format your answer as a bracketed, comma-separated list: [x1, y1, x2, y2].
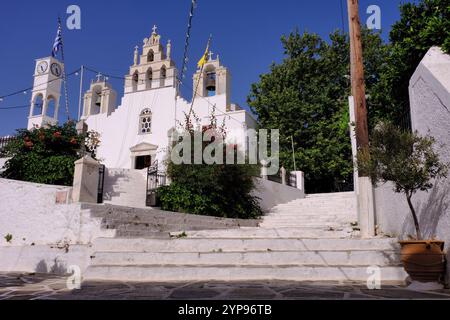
[135, 155, 152, 170]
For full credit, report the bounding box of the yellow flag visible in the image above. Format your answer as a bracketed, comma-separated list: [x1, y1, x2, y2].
[197, 40, 210, 69]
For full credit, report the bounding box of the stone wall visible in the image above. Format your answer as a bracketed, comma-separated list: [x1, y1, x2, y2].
[374, 47, 450, 281]
[0, 178, 113, 247]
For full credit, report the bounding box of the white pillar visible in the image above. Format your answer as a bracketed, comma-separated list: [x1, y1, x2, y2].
[292, 171, 305, 193]
[358, 177, 376, 238]
[260, 160, 268, 180]
[281, 167, 287, 185]
[72, 155, 101, 204]
[349, 96, 376, 238]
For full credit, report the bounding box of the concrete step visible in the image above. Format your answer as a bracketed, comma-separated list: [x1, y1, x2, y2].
[84, 204, 260, 229]
[84, 265, 407, 282]
[182, 228, 355, 239]
[92, 238, 400, 253]
[90, 250, 401, 267]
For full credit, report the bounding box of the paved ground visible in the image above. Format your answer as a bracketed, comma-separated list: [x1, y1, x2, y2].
[1, 273, 450, 300]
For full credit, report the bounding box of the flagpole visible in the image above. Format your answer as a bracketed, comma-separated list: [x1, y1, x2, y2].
[77, 65, 84, 120]
[57, 17, 71, 121]
[188, 35, 211, 120]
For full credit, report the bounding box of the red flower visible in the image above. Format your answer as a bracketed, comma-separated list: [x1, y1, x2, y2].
[70, 138, 78, 145]
[53, 132, 62, 138]
[24, 141, 34, 149]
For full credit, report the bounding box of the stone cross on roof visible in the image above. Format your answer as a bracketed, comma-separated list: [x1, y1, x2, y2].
[152, 25, 158, 34]
[208, 51, 214, 61]
[96, 73, 103, 82]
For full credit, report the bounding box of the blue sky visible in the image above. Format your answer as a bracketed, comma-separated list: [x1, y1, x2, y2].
[0, 0, 412, 136]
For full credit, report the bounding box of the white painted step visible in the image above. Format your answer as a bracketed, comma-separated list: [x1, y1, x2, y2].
[91, 250, 401, 267]
[182, 227, 355, 239]
[84, 265, 407, 282]
[92, 238, 400, 253]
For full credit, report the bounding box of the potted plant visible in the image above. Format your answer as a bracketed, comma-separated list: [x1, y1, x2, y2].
[357, 122, 448, 283]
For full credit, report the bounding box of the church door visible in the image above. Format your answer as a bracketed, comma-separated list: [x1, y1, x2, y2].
[135, 155, 152, 170]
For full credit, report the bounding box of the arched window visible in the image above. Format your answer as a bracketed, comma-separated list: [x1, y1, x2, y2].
[160, 66, 166, 87]
[146, 69, 153, 89]
[132, 71, 139, 91]
[32, 94, 44, 116]
[147, 50, 154, 62]
[92, 87, 102, 114]
[139, 109, 152, 134]
[46, 96, 56, 118]
[205, 65, 217, 96]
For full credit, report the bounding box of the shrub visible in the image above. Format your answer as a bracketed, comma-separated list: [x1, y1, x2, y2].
[157, 115, 262, 219]
[1, 122, 86, 186]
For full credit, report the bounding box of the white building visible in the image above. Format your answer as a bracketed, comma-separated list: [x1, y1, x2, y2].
[27, 26, 257, 171]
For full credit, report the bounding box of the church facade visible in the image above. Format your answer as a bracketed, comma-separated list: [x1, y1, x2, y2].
[27, 26, 257, 171]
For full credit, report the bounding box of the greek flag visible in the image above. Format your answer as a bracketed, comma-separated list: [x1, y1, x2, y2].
[52, 22, 63, 58]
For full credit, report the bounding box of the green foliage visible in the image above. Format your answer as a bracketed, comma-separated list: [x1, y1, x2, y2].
[248, 29, 388, 193]
[4, 234, 12, 243]
[370, 0, 450, 128]
[1, 122, 85, 186]
[357, 122, 448, 195]
[357, 122, 448, 239]
[158, 116, 262, 219]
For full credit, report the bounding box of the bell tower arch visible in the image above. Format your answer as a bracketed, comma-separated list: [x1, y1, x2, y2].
[193, 53, 231, 108]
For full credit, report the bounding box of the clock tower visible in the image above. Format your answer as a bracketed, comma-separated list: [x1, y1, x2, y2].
[27, 56, 64, 130]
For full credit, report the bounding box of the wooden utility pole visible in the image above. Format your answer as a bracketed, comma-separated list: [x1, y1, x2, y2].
[347, 0, 369, 172]
[347, 0, 375, 238]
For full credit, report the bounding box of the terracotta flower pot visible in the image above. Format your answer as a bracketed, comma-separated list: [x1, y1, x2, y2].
[399, 240, 446, 283]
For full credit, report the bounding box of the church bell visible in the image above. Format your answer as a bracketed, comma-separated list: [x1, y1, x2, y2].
[205, 72, 216, 92]
[95, 93, 102, 107]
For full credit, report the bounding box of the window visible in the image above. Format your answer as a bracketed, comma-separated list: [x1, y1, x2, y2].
[132, 71, 139, 92]
[160, 66, 166, 87]
[140, 109, 152, 134]
[146, 69, 153, 89]
[147, 50, 154, 62]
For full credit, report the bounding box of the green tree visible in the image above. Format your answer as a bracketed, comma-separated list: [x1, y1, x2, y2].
[248, 29, 389, 193]
[371, 0, 450, 129]
[1, 122, 86, 186]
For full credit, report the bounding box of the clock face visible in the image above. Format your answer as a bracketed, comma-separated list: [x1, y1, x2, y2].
[50, 63, 62, 77]
[37, 61, 48, 74]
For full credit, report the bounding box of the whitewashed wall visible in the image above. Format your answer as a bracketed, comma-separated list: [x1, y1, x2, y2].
[253, 178, 305, 212]
[0, 178, 113, 247]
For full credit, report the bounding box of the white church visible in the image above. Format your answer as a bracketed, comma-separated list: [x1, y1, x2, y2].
[27, 26, 257, 171]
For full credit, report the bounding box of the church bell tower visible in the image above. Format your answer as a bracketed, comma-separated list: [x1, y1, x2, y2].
[193, 53, 231, 109]
[27, 57, 64, 130]
[124, 25, 177, 94]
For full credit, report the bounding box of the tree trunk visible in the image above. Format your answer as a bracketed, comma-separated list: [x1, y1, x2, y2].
[406, 193, 422, 240]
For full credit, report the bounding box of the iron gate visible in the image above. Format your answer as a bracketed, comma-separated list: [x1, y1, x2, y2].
[146, 160, 166, 207]
[97, 165, 106, 204]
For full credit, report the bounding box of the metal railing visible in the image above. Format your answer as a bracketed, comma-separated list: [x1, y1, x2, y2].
[0, 136, 17, 155]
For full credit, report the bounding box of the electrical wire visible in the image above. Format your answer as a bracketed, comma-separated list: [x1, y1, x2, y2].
[0, 105, 29, 111]
[0, 69, 81, 101]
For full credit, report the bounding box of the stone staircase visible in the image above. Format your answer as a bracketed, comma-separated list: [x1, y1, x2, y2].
[82, 192, 408, 283]
[82, 203, 259, 239]
[103, 169, 148, 208]
[260, 192, 357, 231]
